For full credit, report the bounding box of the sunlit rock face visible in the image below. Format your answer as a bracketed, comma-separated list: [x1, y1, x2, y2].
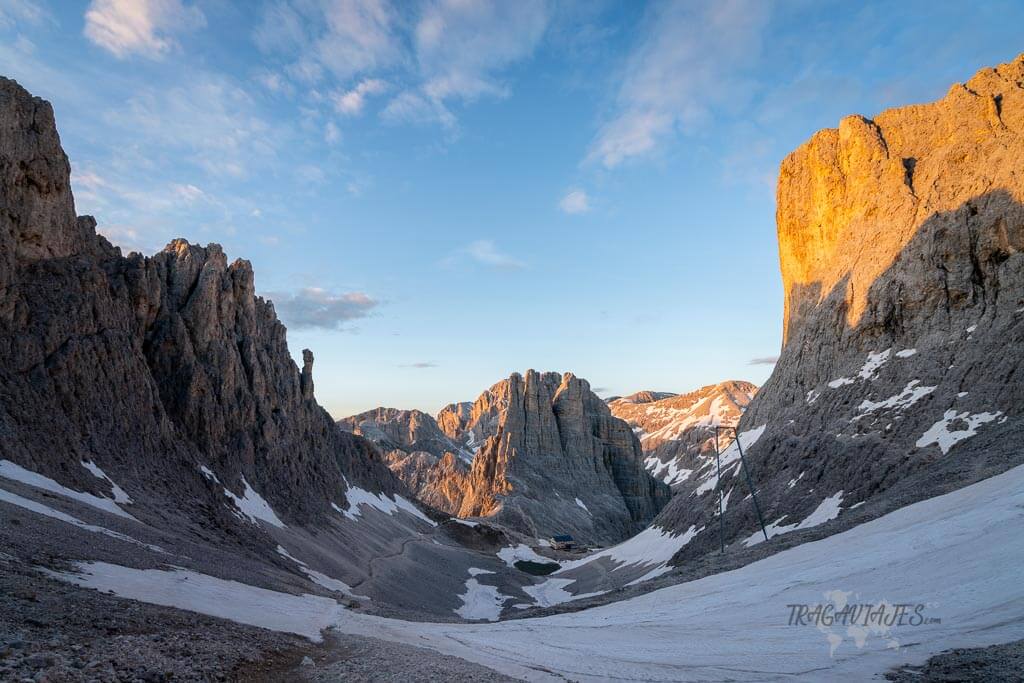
[338, 408, 475, 513]
[608, 381, 757, 488]
[348, 371, 671, 544]
[652, 55, 1024, 561]
[0, 75, 404, 534]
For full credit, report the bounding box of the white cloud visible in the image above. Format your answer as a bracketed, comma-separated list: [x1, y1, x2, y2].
[385, 0, 549, 126]
[332, 78, 388, 115]
[84, 0, 205, 59]
[105, 74, 276, 178]
[267, 288, 379, 331]
[254, 0, 402, 82]
[171, 183, 205, 203]
[0, 0, 48, 30]
[449, 240, 526, 270]
[559, 189, 590, 214]
[255, 0, 549, 129]
[588, 0, 770, 168]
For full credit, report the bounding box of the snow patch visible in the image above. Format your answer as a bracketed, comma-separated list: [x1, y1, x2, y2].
[858, 349, 891, 379]
[275, 546, 361, 599]
[497, 544, 556, 568]
[916, 410, 1003, 454]
[0, 489, 163, 553]
[522, 578, 607, 607]
[0, 460, 136, 521]
[854, 380, 936, 418]
[558, 524, 703, 576]
[575, 497, 590, 514]
[895, 349, 917, 358]
[224, 478, 285, 528]
[41, 562, 339, 641]
[455, 576, 511, 621]
[335, 486, 436, 526]
[744, 491, 844, 547]
[81, 461, 133, 505]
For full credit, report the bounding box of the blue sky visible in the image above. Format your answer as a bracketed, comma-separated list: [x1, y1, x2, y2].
[1, 1, 1021, 418]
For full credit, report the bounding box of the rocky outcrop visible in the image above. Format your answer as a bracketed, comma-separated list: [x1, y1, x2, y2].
[609, 381, 757, 487]
[653, 55, 1024, 562]
[0, 76, 405, 538]
[341, 372, 671, 543]
[338, 407, 474, 511]
[449, 371, 670, 543]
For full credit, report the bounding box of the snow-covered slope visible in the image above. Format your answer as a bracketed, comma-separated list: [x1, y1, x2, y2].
[43, 463, 1024, 681]
[608, 381, 757, 487]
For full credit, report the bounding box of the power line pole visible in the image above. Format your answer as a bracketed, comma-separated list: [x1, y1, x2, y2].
[714, 425, 769, 547]
[714, 427, 724, 554]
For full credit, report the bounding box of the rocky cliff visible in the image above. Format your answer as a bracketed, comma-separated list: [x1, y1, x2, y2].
[0, 75, 409, 539]
[344, 371, 671, 543]
[652, 54, 1024, 562]
[608, 381, 757, 487]
[452, 371, 670, 543]
[337, 407, 474, 512]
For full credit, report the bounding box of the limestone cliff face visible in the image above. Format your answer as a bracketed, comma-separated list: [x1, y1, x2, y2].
[337, 407, 473, 512]
[609, 381, 757, 487]
[454, 371, 670, 544]
[343, 371, 671, 543]
[0, 76, 403, 536]
[654, 55, 1024, 561]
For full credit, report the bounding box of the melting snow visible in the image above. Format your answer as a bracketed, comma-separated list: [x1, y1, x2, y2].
[455, 573, 511, 621]
[645, 457, 693, 486]
[275, 546, 361, 599]
[224, 478, 285, 528]
[41, 562, 340, 641]
[81, 461, 133, 505]
[806, 389, 821, 404]
[895, 349, 917, 358]
[335, 486, 436, 527]
[575, 497, 590, 514]
[858, 349, 891, 379]
[0, 489, 163, 553]
[916, 410, 1003, 454]
[744, 491, 844, 547]
[0, 460, 136, 520]
[854, 380, 936, 418]
[558, 524, 703, 577]
[521, 578, 607, 607]
[827, 377, 855, 389]
[497, 544, 556, 568]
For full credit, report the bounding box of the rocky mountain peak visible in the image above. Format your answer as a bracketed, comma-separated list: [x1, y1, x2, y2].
[653, 54, 1024, 563]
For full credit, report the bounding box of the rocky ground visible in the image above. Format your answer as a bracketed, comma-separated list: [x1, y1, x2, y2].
[885, 640, 1024, 682]
[0, 554, 515, 683]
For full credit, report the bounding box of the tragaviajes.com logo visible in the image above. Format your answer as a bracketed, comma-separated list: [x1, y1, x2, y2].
[787, 590, 940, 656]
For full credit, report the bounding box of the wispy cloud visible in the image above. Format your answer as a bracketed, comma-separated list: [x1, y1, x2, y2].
[332, 78, 388, 115]
[456, 240, 526, 270]
[748, 356, 778, 365]
[255, 0, 549, 130]
[400, 361, 438, 369]
[559, 189, 590, 214]
[84, 0, 205, 59]
[0, 0, 49, 30]
[267, 288, 379, 331]
[105, 73, 277, 178]
[587, 0, 770, 168]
